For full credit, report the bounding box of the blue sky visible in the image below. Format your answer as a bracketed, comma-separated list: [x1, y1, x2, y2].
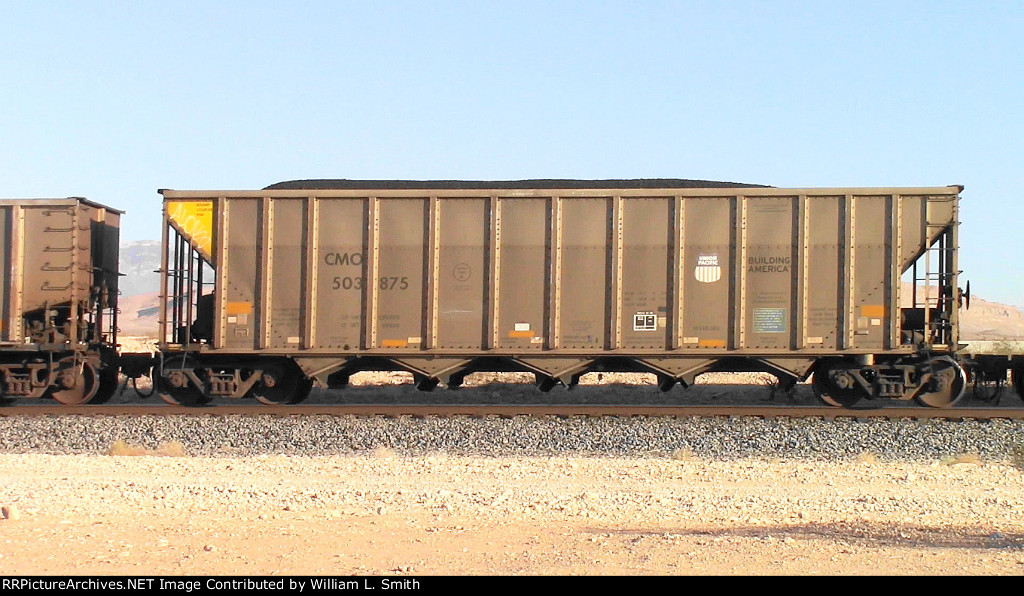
[2, 1, 1022, 304]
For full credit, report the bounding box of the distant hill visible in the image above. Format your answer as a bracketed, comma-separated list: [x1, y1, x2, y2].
[116, 241, 162, 337]
[115, 240, 1024, 341]
[117, 291, 160, 337]
[958, 294, 1024, 340]
[118, 240, 161, 297]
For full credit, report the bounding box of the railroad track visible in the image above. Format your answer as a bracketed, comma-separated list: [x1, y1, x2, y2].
[2, 403, 1023, 419]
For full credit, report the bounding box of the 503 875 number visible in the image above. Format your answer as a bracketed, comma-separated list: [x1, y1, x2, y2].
[332, 276, 409, 291]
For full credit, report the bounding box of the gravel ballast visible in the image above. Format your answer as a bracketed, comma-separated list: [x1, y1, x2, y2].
[1, 414, 1022, 462]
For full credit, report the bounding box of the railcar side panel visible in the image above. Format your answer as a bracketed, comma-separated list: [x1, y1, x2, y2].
[436, 197, 488, 349]
[899, 195, 925, 270]
[743, 196, 796, 351]
[221, 198, 259, 350]
[620, 197, 672, 350]
[804, 196, 842, 350]
[22, 205, 76, 316]
[375, 198, 428, 350]
[496, 198, 547, 350]
[558, 198, 611, 350]
[269, 198, 305, 349]
[0, 208, 12, 341]
[682, 198, 732, 350]
[315, 198, 366, 349]
[851, 196, 889, 350]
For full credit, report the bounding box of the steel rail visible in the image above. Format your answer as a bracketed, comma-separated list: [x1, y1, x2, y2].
[1, 404, 1023, 420]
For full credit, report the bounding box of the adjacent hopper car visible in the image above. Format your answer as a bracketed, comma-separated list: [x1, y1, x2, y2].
[0, 198, 121, 405]
[3, 180, 1010, 408]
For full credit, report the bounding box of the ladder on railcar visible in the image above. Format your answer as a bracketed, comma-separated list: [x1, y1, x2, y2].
[911, 223, 957, 347]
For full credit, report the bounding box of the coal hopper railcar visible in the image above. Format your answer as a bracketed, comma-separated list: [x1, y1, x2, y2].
[0, 198, 121, 404]
[152, 180, 966, 408]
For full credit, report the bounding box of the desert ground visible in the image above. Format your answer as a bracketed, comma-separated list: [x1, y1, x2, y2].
[2, 449, 1023, 576]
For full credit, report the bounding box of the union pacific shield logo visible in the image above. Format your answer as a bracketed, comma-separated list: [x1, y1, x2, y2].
[695, 254, 721, 283]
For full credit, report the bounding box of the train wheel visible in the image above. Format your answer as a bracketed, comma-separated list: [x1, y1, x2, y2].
[158, 384, 211, 407]
[51, 359, 100, 405]
[1013, 366, 1024, 402]
[253, 367, 314, 405]
[158, 358, 211, 407]
[414, 375, 439, 392]
[914, 357, 967, 408]
[811, 360, 863, 408]
[446, 373, 466, 390]
[969, 369, 1004, 404]
[536, 376, 558, 392]
[88, 366, 121, 405]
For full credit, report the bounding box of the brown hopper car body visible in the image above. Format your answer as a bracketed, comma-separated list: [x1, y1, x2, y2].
[155, 181, 967, 407]
[0, 198, 121, 404]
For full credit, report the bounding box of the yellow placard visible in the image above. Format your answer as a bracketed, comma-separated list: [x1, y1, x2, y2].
[861, 305, 886, 318]
[166, 200, 214, 261]
[698, 339, 727, 348]
[225, 301, 253, 315]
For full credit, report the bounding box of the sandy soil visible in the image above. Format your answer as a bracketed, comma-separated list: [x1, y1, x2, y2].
[1, 452, 1023, 576]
